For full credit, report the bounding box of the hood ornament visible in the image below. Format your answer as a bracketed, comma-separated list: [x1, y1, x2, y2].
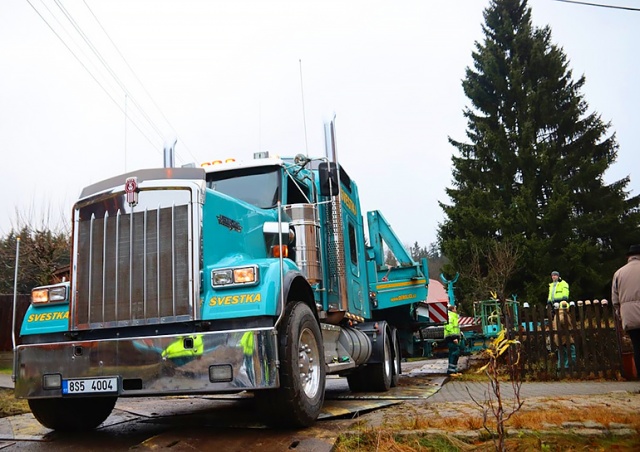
[125, 177, 139, 207]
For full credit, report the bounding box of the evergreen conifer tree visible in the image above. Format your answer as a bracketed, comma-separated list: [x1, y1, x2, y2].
[439, 0, 640, 304]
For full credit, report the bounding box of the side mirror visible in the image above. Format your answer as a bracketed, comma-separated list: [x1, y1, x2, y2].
[318, 162, 339, 197]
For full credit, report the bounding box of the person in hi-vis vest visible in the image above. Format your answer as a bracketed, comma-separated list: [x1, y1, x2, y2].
[548, 270, 569, 316]
[444, 305, 462, 376]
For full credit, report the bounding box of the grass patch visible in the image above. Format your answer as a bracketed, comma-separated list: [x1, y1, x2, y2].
[336, 430, 640, 451]
[0, 356, 13, 375]
[335, 431, 466, 452]
[389, 401, 640, 432]
[0, 389, 29, 418]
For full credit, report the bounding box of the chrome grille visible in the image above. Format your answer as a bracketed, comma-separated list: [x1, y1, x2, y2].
[73, 194, 193, 330]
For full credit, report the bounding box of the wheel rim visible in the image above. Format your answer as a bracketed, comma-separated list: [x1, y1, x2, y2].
[298, 327, 321, 398]
[393, 332, 401, 376]
[383, 334, 392, 380]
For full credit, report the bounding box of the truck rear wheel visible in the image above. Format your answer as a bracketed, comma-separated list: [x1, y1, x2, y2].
[257, 301, 325, 427]
[367, 329, 393, 392]
[28, 396, 117, 431]
[347, 329, 393, 392]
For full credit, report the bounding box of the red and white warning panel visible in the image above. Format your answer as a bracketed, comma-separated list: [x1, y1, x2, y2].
[427, 300, 448, 324]
[458, 316, 481, 326]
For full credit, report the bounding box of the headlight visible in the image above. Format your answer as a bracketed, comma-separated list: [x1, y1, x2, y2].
[233, 267, 256, 284]
[212, 269, 233, 286]
[31, 289, 50, 304]
[211, 266, 258, 287]
[49, 286, 67, 302]
[31, 285, 68, 304]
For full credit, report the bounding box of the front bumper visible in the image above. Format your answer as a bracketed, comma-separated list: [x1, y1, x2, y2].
[14, 328, 278, 398]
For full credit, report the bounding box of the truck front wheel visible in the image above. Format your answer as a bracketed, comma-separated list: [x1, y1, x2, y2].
[257, 301, 325, 427]
[28, 396, 117, 431]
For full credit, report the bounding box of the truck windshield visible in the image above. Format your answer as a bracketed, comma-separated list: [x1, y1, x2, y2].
[206, 166, 281, 209]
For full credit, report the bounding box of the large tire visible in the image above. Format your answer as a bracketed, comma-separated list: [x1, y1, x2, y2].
[390, 327, 401, 388]
[257, 301, 325, 427]
[29, 396, 116, 431]
[366, 329, 393, 392]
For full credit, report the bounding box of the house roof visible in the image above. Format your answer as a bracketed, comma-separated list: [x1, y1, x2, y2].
[427, 279, 448, 303]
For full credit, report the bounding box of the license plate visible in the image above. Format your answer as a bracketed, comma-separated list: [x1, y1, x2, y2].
[62, 377, 118, 394]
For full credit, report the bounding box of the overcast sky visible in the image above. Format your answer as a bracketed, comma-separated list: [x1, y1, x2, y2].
[1, 0, 638, 248]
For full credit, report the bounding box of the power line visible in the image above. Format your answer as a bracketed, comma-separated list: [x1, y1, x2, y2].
[81, 0, 200, 165]
[27, 0, 197, 164]
[52, 0, 167, 146]
[553, 0, 640, 11]
[25, 0, 160, 152]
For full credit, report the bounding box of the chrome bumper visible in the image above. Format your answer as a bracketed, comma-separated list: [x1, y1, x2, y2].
[14, 328, 279, 398]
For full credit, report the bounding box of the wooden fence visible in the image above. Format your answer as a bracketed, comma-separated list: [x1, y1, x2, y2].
[0, 295, 30, 351]
[510, 300, 624, 380]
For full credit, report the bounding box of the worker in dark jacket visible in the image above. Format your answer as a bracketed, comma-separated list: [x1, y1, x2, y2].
[444, 305, 462, 376]
[612, 244, 640, 378]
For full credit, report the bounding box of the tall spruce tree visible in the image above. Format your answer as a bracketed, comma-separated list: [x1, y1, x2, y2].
[438, 0, 640, 305]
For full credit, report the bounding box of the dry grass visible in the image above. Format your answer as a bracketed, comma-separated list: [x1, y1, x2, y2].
[337, 397, 640, 452]
[0, 388, 29, 418]
[336, 431, 640, 452]
[335, 430, 469, 452]
[379, 396, 640, 433]
[509, 402, 640, 430]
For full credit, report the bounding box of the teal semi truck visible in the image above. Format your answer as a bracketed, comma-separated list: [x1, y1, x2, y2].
[13, 122, 436, 430]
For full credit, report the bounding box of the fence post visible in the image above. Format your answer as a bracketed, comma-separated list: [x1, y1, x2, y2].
[600, 300, 619, 379]
[593, 300, 604, 378]
[577, 300, 588, 378]
[523, 303, 534, 377]
[612, 299, 626, 377]
[584, 301, 595, 377]
[539, 304, 550, 379]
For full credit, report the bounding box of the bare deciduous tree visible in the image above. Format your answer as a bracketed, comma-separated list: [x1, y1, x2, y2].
[462, 240, 522, 302]
[469, 328, 523, 452]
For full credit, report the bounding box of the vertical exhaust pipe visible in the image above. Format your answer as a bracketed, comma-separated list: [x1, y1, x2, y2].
[323, 116, 349, 320]
[164, 139, 177, 168]
[324, 119, 337, 163]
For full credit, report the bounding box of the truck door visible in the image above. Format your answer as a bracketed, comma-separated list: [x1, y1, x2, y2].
[345, 218, 369, 318]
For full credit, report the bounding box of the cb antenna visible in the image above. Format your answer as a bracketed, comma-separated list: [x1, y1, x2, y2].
[299, 59, 309, 157]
